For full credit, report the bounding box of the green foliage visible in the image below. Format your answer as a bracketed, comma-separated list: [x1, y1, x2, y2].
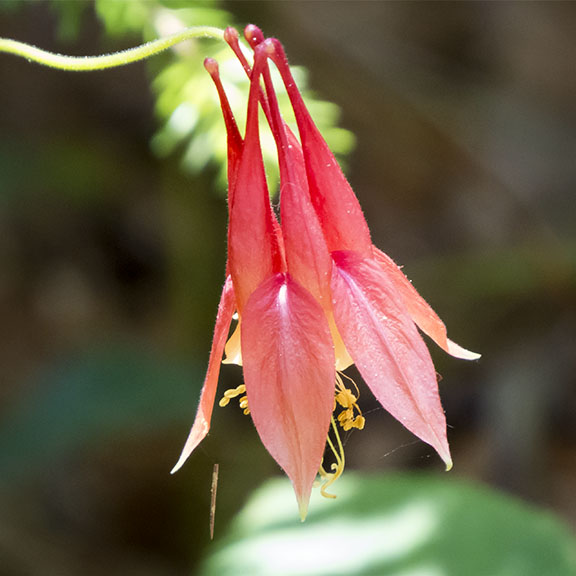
[200, 473, 576, 576]
[50, 0, 90, 42]
[0, 0, 27, 15]
[94, 0, 154, 38]
[0, 343, 202, 478]
[47, 0, 355, 192]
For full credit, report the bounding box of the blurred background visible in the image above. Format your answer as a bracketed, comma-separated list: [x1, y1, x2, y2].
[0, 1, 575, 574]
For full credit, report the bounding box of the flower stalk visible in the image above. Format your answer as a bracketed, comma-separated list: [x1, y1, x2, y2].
[0, 26, 224, 71]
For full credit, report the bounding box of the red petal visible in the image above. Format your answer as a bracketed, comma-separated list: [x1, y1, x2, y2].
[227, 49, 284, 311]
[373, 248, 480, 361]
[242, 274, 335, 519]
[281, 164, 333, 307]
[204, 58, 243, 191]
[331, 250, 452, 468]
[266, 39, 372, 255]
[250, 45, 332, 307]
[171, 276, 236, 474]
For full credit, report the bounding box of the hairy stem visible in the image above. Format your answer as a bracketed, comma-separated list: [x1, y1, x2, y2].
[0, 26, 224, 71]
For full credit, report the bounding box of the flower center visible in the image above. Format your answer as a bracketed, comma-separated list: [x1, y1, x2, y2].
[219, 372, 365, 500]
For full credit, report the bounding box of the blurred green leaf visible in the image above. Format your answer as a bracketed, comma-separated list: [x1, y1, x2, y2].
[50, 0, 90, 42]
[0, 0, 24, 15]
[4, 1, 355, 196]
[94, 0, 151, 38]
[0, 343, 202, 477]
[152, 42, 354, 193]
[200, 473, 576, 576]
[93, 0, 355, 192]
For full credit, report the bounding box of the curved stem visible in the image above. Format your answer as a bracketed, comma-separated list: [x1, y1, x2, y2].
[0, 26, 224, 71]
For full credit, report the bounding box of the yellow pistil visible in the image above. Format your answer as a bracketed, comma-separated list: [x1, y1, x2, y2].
[218, 384, 250, 415]
[318, 417, 345, 499]
[317, 372, 366, 499]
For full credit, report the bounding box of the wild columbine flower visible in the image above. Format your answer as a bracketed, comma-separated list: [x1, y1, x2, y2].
[171, 25, 480, 520]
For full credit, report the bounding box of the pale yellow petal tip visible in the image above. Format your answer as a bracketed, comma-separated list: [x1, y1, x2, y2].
[298, 499, 309, 523]
[445, 458, 453, 472]
[447, 339, 481, 361]
[170, 452, 190, 475]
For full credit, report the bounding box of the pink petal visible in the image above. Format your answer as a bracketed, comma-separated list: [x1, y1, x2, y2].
[373, 248, 480, 360]
[266, 39, 372, 256]
[331, 250, 452, 468]
[171, 276, 236, 474]
[242, 273, 335, 519]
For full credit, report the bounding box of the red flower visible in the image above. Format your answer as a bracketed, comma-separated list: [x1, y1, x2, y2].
[172, 27, 479, 520]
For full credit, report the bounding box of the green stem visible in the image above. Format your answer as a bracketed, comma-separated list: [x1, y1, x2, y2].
[0, 26, 224, 71]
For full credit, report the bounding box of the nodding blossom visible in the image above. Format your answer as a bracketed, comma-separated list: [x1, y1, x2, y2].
[171, 25, 479, 520]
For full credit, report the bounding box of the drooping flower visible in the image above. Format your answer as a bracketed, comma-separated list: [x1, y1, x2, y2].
[172, 46, 335, 520]
[172, 26, 479, 520]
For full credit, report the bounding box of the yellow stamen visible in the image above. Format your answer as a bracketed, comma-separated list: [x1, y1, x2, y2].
[334, 372, 365, 431]
[317, 371, 366, 499]
[218, 384, 250, 414]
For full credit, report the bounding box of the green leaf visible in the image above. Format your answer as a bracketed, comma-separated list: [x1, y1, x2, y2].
[200, 473, 576, 576]
[0, 0, 25, 15]
[50, 0, 90, 43]
[94, 0, 151, 38]
[92, 0, 355, 193]
[0, 343, 202, 478]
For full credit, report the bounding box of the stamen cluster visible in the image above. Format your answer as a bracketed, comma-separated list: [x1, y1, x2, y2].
[218, 384, 249, 415]
[335, 373, 365, 432]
